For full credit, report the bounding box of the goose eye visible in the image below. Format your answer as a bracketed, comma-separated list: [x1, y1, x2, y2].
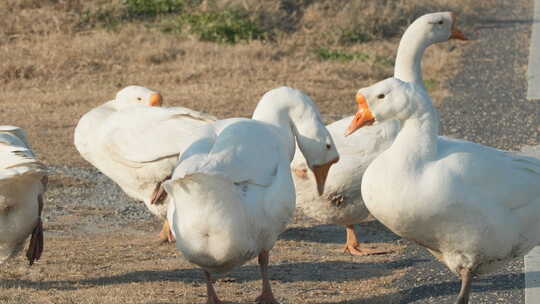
[377, 94, 385, 99]
[137, 97, 142, 101]
[437, 20, 444, 25]
[326, 144, 332, 150]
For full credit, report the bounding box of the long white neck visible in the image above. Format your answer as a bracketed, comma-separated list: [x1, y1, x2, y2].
[388, 95, 439, 161]
[394, 25, 431, 91]
[252, 87, 330, 163]
[252, 103, 289, 129]
[252, 101, 296, 160]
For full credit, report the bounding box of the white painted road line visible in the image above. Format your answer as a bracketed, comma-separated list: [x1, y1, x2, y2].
[527, 0, 540, 99]
[525, 0, 540, 301]
[525, 247, 540, 303]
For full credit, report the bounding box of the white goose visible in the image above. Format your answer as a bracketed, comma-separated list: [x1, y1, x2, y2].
[0, 126, 47, 265]
[74, 86, 216, 242]
[521, 144, 540, 158]
[162, 87, 339, 304]
[346, 78, 540, 304]
[292, 12, 467, 255]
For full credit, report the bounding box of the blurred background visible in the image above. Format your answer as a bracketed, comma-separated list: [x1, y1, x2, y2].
[0, 0, 485, 167]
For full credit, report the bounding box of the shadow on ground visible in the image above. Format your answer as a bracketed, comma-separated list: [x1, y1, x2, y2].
[319, 273, 523, 304]
[0, 258, 426, 291]
[395, 272, 524, 303]
[280, 220, 400, 245]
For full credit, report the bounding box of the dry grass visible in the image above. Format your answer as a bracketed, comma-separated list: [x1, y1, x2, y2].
[0, 1, 488, 303]
[0, 0, 487, 167]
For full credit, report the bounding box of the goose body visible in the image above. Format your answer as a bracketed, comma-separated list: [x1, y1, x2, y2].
[347, 78, 540, 303]
[293, 118, 399, 225]
[369, 136, 540, 274]
[166, 119, 296, 273]
[164, 87, 339, 304]
[292, 12, 467, 255]
[74, 86, 216, 241]
[0, 126, 47, 265]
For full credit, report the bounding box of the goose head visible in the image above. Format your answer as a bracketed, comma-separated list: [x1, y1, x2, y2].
[114, 86, 163, 109]
[407, 12, 467, 44]
[294, 117, 340, 196]
[345, 78, 427, 135]
[394, 12, 467, 89]
[253, 87, 339, 195]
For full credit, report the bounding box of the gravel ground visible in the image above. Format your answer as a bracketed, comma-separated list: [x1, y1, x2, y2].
[44, 166, 155, 235]
[439, 0, 539, 149]
[31, 1, 539, 303]
[390, 0, 539, 303]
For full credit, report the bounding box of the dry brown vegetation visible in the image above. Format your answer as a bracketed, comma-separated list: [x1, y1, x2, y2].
[0, 0, 487, 167]
[0, 1, 490, 303]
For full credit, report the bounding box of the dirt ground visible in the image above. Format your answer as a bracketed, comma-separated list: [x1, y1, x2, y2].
[0, 1, 491, 303]
[1, 218, 407, 304]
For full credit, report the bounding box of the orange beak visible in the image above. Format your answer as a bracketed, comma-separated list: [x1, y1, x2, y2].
[450, 13, 468, 41]
[149, 93, 163, 107]
[311, 157, 339, 196]
[345, 93, 375, 136]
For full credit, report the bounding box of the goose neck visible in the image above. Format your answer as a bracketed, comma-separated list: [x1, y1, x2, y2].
[394, 30, 430, 91]
[391, 106, 439, 159]
[252, 107, 296, 159]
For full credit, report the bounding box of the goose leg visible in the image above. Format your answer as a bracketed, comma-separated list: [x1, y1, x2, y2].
[255, 250, 279, 304]
[455, 268, 472, 304]
[150, 184, 166, 205]
[26, 194, 44, 265]
[150, 174, 172, 205]
[343, 225, 391, 256]
[204, 270, 223, 304]
[158, 220, 174, 244]
[26, 218, 43, 265]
